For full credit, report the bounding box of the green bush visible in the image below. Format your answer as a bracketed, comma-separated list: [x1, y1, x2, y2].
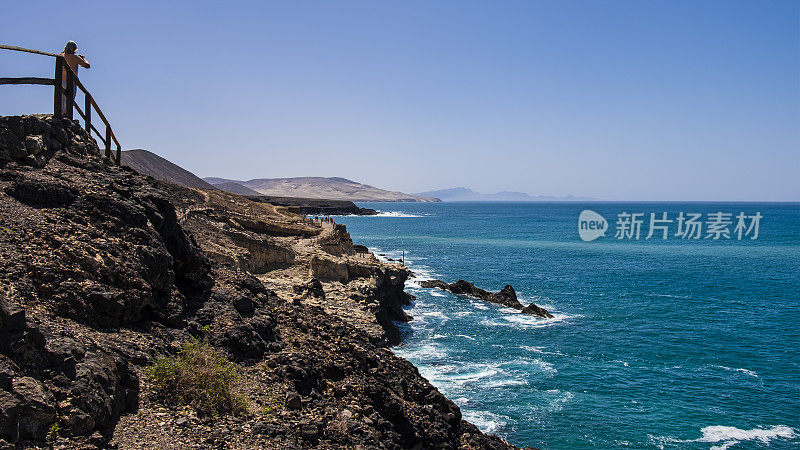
[146, 340, 249, 416]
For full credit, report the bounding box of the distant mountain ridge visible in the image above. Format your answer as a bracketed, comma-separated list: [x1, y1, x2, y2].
[415, 187, 597, 202]
[119, 150, 436, 202]
[205, 177, 439, 202]
[120, 149, 216, 190]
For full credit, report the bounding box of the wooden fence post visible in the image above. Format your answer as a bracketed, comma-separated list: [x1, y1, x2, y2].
[53, 57, 63, 122]
[65, 66, 74, 120]
[105, 127, 111, 160]
[116, 143, 121, 166]
[84, 93, 92, 133]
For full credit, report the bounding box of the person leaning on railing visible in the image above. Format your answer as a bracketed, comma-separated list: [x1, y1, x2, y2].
[59, 40, 90, 111]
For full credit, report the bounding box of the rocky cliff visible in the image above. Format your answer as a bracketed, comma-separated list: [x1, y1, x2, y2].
[0, 115, 524, 449]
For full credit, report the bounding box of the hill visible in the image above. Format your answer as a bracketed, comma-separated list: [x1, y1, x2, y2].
[213, 181, 263, 196]
[416, 187, 597, 202]
[120, 149, 216, 190]
[205, 176, 439, 202]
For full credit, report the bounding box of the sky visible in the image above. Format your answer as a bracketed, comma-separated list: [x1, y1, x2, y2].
[1, 0, 798, 201]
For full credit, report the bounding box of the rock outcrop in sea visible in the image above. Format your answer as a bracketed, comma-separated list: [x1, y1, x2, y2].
[419, 279, 554, 318]
[0, 115, 527, 449]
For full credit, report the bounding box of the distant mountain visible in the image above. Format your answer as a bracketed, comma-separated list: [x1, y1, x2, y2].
[415, 187, 597, 202]
[121, 149, 216, 190]
[213, 182, 262, 196]
[204, 176, 439, 202]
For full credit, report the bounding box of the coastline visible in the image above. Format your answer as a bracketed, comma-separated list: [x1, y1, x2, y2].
[0, 115, 523, 449]
[333, 201, 800, 449]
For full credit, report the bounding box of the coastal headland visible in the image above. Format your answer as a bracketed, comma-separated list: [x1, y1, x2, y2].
[0, 115, 528, 449]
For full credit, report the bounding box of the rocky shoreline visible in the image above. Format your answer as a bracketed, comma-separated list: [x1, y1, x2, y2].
[0, 115, 530, 449]
[419, 280, 554, 318]
[244, 195, 378, 216]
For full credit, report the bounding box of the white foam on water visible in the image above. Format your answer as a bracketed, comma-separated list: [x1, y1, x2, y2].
[535, 389, 574, 412]
[461, 409, 509, 435]
[455, 334, 476, 340]
[699, 425, 796, 449]
[481, 312, 576, 329]
[519, 345, 564, 356]
[446, 367, 500, 386]
[502, 357, 558, 376]
[430, 291, 447, 297]
[650, 425, 797, 450]
[369, 211, 430, 218]
[418, 311, 448, 320]
[520, 345, 545, 353]
[484, 378, 527, 388]
[710, 365, 759, 378]
[531, 358, 558, 375]
[395, 343, 448, 361]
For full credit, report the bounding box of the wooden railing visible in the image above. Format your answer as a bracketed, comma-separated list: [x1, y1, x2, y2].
[0, 44, 122, 165]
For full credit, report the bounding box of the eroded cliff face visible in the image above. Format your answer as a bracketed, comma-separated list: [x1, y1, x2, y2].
[159, 182, 416, 346]
[0, 116, 522, 449]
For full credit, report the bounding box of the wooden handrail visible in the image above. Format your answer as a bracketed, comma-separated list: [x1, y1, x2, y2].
[0, 77, 54, 85]
[2, 44, 123, 165]
[65, 65, 121, 150]
[0, 44, 59, 58]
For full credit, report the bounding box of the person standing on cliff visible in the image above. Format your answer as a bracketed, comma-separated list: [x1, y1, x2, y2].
[59, 40, 90, 111]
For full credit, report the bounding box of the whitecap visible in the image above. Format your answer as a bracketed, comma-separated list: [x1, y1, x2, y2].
[461, 409, 509, 434]
[481, 312, 576, 329]
[650, 425, 797, 450]
[501, 357, 557, 375]
[699, 425, 796, 449]
[710, 365, 759, 378]
[520, 345, 545, 353]
[484, 378, 527, 388]
[369, 211, 427, 218]
[445, 367, 499, 386]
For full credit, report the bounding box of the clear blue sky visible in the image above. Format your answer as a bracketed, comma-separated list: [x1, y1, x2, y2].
[2, 1, 798, 201]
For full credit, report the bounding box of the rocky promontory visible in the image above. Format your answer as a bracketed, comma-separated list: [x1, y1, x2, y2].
[0, 115, 527, 449]
[419, 279, 554, 318]
[245, 195, 378, 216]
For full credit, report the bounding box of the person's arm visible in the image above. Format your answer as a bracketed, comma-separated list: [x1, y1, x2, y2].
[76, 54, 90, 68]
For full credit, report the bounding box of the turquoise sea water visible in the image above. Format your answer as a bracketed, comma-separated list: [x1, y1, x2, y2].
[335, 202, 800, 449]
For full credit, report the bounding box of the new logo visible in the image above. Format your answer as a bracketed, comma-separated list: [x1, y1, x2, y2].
[578, 210, 607, 241]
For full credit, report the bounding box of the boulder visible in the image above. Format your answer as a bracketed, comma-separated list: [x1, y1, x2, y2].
[293, 279, 325, 300]
[521, 303, 554, 318]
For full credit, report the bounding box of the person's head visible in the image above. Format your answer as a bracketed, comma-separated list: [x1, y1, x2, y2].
[64, 41, 77, 54]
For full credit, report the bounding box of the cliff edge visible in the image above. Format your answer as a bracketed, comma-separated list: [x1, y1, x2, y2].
[0, 115, 524, 449]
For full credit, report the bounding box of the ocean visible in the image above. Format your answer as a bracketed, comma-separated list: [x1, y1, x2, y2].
[334, 202, 800, 449]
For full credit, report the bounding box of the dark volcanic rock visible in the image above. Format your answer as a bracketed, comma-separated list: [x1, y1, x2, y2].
[0, 115, 524, 449]
[521, 303, 555, 319]
[421, 279, 552, 317]
[419, 279, 449, 290]
[246, 195, 378, 216]
[371, 267, 414, 346]
[293, 278, 326, 300]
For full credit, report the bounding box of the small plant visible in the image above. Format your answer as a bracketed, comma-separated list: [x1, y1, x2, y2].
[257, 386, 286, 419]
[146, 340, 249, 416]
[46, 422, 60, 442]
